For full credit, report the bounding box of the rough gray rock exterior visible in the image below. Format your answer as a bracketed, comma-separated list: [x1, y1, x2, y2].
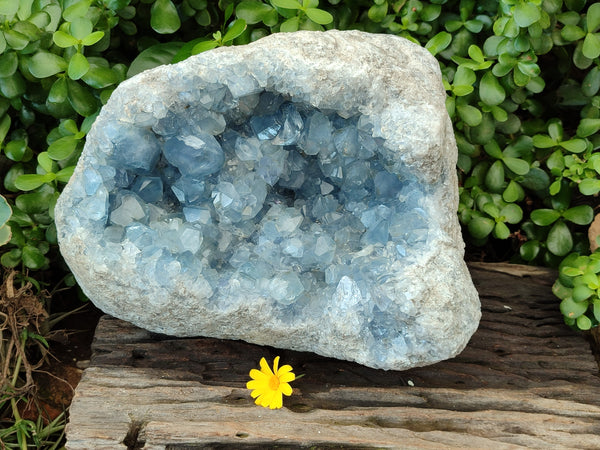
[55, 30, 480, 370]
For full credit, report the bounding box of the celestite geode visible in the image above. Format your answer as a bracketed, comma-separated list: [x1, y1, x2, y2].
[55, 30, 480, 370]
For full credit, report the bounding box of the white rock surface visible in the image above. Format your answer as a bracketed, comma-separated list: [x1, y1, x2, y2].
[55, 30, 480, 370]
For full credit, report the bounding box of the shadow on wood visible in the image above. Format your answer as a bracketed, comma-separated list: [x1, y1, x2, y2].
[66, 263, 600, 449]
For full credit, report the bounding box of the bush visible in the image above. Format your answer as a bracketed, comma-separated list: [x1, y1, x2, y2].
[1, 1, 599, 328]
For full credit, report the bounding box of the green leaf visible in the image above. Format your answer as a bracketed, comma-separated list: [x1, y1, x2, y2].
[236, 1, 274, 24]
[368, 2, 387, 22]
[579, 178, 600, 195]
[22, 244, 46, 269]
[15, 192, 54, 214]
[454, 65, 476, 86]
[479, 71, 505, 106]
[547, 150, 565, 172]
[63, 0, 92, 21]
[577, 118, 600, 137]
[223, 19, 247, 43]
[587, 2, 600, 32]
[457, 104, 482, 126]
[561, 24, 585, 41]
[0, 73, 26, 99]
[520, 240, 540, 261]
[306, 7, 333, 25]
[467, 45, 485, 63]
[47, 135, 78, 160]
[48, 77, 68, 104]
[482, 202, 500, 219]
[532, 134, 556, 148]
[0, 195, 11, 227]
[503, 180, 524, 202]
[573, 284, 594, 302]
[151, 0, 181, 34]
[127, 42, 183, 78]
[582, 32, 600, 59]
[28, 11, 51, 29]
[493, 221, 511, 239]
[531, 209, 561, 226]
[593, 300, 600, 322]
[53, 30, 78, 48]
[56, 166, 75, 183]
[425, 31, 452, 55]
[68, 52, 90, 80]
[563, 205, 594, 225]
[4, 139, 27, 162]
[468, 216, 495, 239]
[547, 220, 573, 256]
[66, 78, 97, 117]
[0, 0, 18, 16]
[582, 67, 600, 97]
[503, 157, 530, 175]
[1, 249, 21, 268]
[70, 17, 93, 40]
[81, 65, 119, 89]
[62, 118, 79, 135]
[560, 139, 587, 153]
[0, 52, 18, 78]
[469, 113, 495, 145]
[272, 0, 302, 9]
[81, 30, 104, 46]
[38, 152, 54, 173]
[501, 203, 523, 224]
[224, 1, 234, 22]
[0, 114, 9, 145]
[485, 160, 505, 192]
[453, 85, 474, 96]
[191, 40, 219, 54]
[445, 19, 463, 33]
[576, 314, 592, 330]
[280, 16, 299, 32]
[0, 224, 11, 246]
[549, 179, 562, 196]
[4, 29, 29, 50]
[14, 173, 55, 191]
[513, 1, 541, 28]
[483, 141, 503, 159]
[28, 51, 67, 78]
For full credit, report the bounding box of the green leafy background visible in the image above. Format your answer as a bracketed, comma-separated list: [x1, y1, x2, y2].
[1, 0, 600, 332]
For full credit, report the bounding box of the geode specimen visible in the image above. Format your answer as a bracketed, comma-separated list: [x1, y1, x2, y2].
[55, 30, 480, 370]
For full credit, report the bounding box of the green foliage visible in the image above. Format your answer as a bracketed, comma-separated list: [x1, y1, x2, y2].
[1, 0, 600, 340]
[553, 251, 600, 330]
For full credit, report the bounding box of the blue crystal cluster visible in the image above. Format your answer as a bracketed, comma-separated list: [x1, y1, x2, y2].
[72, 86, 429, 348]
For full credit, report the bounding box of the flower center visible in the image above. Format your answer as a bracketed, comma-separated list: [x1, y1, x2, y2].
[268, 375, 280, 391]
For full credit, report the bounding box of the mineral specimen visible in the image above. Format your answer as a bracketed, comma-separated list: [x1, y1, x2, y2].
[55, 30, 480, 370]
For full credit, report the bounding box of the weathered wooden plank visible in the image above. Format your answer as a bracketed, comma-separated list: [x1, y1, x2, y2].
[66, 263, 600, 449]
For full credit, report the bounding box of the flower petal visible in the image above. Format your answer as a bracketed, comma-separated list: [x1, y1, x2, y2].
[276, 364, 293, 376]
[247, 379, 266, 390]
[258, 390, 275, 407]
[269, 392, 283, 409]
[259, 357, 274, 376]
[272, 356, 280, 374]
[249, 368, 269, 380]
[250, 388, 262, 399]
[279, 372, 295, 384]
[280, 382, 293, 396]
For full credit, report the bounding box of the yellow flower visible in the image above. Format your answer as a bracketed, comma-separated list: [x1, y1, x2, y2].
[246, 356, 295, 409]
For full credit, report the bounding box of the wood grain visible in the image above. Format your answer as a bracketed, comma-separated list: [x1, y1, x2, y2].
[66, 263, 600, 449]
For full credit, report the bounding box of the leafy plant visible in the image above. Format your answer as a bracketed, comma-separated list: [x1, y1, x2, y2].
[553, 251, 600, 330]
